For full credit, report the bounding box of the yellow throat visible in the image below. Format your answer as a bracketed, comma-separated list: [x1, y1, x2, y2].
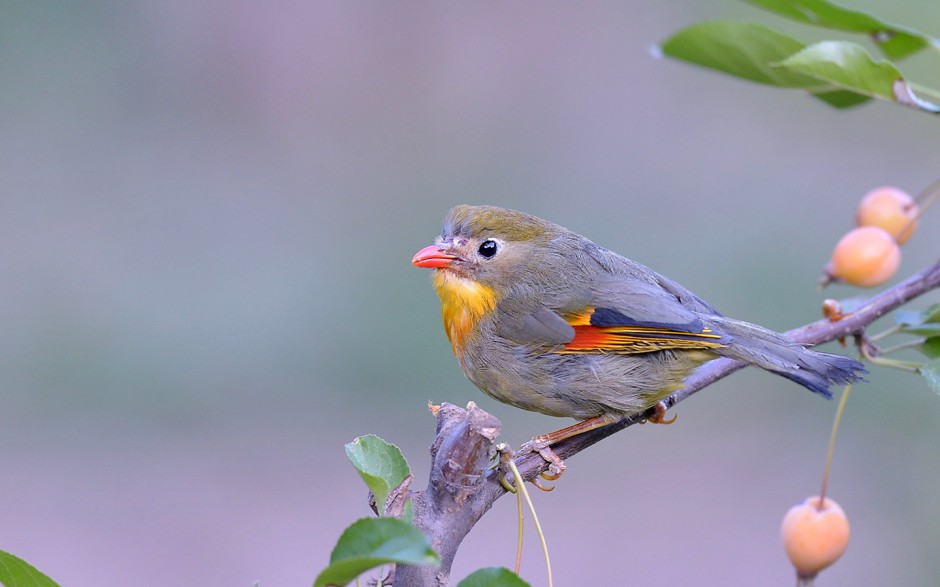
[432, 270, 497, 354]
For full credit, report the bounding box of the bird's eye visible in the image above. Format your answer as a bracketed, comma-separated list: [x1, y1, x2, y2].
[478, 239, 499, 259]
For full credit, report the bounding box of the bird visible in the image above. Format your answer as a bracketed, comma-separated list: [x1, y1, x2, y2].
[412, 205, 864, 479]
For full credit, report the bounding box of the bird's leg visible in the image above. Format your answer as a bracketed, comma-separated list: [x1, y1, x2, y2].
[519, 413, 621, 484]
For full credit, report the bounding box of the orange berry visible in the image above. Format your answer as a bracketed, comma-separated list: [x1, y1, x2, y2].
[781, 496, 850, 579]
[828, 226, 901, 287]
[856, 186, 919, 244]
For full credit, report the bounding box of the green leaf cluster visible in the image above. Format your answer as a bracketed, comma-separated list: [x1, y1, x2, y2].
[315, 435, 429, 587]
[660, 0, 940, 114]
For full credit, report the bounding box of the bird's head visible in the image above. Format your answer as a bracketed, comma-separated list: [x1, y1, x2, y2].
[412, 205, 561, 291]
[412, 205, 571, 350]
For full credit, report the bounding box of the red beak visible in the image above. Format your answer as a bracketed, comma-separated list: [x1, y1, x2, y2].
[412, 245, 459, 268]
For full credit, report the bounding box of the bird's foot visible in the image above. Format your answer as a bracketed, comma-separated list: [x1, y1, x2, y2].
[645, 401, 677, 425]
[513, 413, 621, 489]
[516, 435, 565, 490]
[496, 443, 558, 492]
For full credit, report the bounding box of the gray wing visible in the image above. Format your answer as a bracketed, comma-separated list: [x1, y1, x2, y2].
[495, 306, 575, 346]
[583, 241, 722, 316]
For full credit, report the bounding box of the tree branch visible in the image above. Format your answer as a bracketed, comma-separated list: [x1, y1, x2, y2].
[395, 257, 940, 586]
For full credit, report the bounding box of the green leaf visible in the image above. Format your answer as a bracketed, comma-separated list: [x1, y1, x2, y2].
[919, 337, 940, 359]
[0, 549, 61, 587]
[661, 21, 816, 88]
[314, 518, 439, 587]
[345, 435, 412, 518]
[777, 41, 940, 113]
[810, 88, 872, 108]
[742, 0, 934, 59]
[920, 303, 940, 323]
[457, 567, 532, 587]
[921, 358, 940, 394]
[778, 41, 900, 99]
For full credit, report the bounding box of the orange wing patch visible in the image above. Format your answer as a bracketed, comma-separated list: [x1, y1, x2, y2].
[556, 307, 726, 355]
[565, 308, 595, 327]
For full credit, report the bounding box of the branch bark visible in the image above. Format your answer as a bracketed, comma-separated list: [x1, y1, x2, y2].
[395, 257, 940, 586]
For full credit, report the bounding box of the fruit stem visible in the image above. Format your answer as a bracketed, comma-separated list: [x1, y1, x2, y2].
[860, 343, 922, 372]
[817, 265, 839, 291]
[506, 458, 553, 587]
[895, 177, 940, 242]
[866, 323, 903, 343]
[876, 337, 927, 355]
[497, 443, 526, 575]
[514, 477, 524, 574]
[819, 384, 852, 510]
[912, 177, 940, 207]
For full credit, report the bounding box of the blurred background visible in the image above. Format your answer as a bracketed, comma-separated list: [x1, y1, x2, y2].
[2, 1, 939, 585]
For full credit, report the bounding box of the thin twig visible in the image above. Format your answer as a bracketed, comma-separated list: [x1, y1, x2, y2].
[819, 384, 852, 507]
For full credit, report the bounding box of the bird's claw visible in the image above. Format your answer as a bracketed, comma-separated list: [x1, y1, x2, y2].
[645, 401, 677, 425]
[536, 446, 566, 479]
[531, 476, 556, 492]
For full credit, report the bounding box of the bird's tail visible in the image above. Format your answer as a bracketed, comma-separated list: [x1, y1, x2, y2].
[708, 316, 865, 399]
